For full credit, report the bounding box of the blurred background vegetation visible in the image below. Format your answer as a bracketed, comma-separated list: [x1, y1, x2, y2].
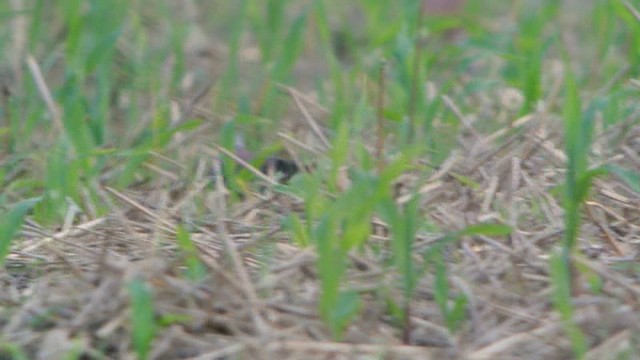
[0, 1, 637, 224]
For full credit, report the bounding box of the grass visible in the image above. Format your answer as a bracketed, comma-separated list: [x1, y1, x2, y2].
[1, 0, 639, 359]
[128, 279, 156, 360]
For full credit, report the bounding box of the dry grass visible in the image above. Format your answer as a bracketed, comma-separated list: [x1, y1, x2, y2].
[3, 101, 640, 359]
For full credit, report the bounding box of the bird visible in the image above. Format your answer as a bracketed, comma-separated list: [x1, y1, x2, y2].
[216, 135, 300, 184]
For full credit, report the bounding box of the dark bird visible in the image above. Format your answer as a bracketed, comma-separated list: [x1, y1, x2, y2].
[219, 135, 299, 184]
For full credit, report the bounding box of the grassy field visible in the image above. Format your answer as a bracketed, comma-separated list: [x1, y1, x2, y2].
[1, 0, 640, 359]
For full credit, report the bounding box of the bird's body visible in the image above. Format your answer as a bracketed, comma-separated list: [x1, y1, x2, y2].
[214, 134, 299, 185]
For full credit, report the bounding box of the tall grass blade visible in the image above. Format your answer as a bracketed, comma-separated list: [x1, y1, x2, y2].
[549, 250, 587, 359]
[128, 279, 156, 360]
[176, 225, 207, 281]
[0, 197, 41, 266]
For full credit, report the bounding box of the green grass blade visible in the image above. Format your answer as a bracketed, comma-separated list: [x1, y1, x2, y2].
[604, 165, 640, 193]
[128, 279, 156, 360]
[459, 223, 512, 237]
[0, 197, 41, 266]
[176, 225, 207, 281]
[0, 342, 28, 360]
[549, 250, 587, 359]
[562, 64, 583, 253]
